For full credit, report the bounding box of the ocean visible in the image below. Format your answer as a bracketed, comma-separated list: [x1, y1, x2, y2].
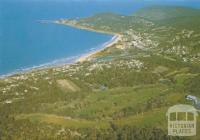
[0, 0, 199, 76]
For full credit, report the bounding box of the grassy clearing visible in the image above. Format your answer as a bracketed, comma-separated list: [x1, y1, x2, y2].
[16, 113, 109, 129]
[57, 79, 81, 92]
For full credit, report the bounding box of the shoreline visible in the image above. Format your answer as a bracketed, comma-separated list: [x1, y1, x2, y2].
[0, 56, 78, 79]
[0, 24, 121, 79]
[54, 20, 118, 36]
[76, 35, 121, 62]
[54, 20, 122, 62]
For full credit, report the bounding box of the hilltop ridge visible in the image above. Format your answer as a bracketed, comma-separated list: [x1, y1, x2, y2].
[133, 6, 200, 21]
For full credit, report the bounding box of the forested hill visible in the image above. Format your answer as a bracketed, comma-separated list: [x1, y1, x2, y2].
[133, 6, 200, 21]
[59, 6, 200, 31]
[133, 6, 200, 30]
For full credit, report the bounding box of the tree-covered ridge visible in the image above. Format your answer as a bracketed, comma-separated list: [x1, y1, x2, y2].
[0, 6, 200, 140]
[133, 6, 200, 21]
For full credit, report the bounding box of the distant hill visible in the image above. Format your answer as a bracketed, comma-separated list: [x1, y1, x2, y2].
[70, 6, 200, 32]
[133, 6, 200, 21]
[77, 12, 154, 33]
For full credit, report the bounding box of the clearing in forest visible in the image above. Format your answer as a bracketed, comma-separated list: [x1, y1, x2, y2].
[57, 79, 80, 92]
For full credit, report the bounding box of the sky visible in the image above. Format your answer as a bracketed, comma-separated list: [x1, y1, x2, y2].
[3, 0, 200, 1]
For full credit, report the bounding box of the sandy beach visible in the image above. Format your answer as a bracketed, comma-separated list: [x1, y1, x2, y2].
[76, 35, 121, 62]
[54, 20, 122, 63]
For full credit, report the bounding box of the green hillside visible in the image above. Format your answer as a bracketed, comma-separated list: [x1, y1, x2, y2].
[133, 6, 200, 21]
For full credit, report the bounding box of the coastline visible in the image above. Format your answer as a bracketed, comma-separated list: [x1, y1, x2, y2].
[54, 20, 117, 36]
[0, 56, 79, 79]
[54, 20, 122, 62]
[76, 35, 121, 62]
[0, 22, 121, 79]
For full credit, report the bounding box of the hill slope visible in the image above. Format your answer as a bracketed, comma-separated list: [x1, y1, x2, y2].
[133, 6, 200, 21]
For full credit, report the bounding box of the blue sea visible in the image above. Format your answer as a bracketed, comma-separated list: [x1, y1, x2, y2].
[0, 0, 199, 76]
